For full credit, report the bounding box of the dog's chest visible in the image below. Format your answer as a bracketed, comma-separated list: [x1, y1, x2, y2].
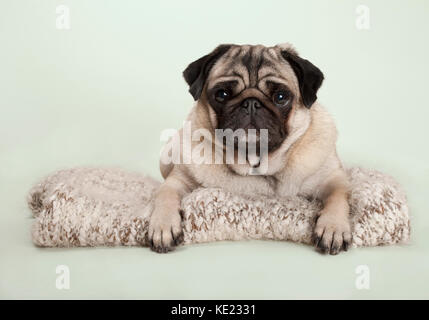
[268, 175, 302, 197]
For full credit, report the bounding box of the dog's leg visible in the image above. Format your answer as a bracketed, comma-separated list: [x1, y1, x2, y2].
[312, 172, 352, 255]
[148, 171, 194, 253]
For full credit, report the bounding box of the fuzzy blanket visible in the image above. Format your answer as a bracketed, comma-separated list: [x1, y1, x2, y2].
[27, 167, 410, 249]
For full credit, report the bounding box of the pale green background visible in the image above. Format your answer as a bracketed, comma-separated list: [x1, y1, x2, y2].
[0, 0, 428, 299]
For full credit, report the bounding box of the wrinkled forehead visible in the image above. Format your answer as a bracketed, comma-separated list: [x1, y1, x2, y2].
[207, 45, 299, 93]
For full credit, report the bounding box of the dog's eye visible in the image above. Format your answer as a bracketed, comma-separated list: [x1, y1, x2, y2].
[215, 89, 230, 103]
[273, 91, 289, 106]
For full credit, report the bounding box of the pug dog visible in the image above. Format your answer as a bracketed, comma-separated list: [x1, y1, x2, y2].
[148, 43, 352, 255]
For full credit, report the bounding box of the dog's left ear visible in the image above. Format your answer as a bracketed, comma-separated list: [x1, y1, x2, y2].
[281, 50, 324, 108]
[183, 44, 232, 101]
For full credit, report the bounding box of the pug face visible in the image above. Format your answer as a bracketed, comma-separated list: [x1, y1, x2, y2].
[183, 43, 324, 154]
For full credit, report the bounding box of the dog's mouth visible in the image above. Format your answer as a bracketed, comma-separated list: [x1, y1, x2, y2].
[235, 135, 265, 169]
[218, 113, 287, 154]
[247, 153, 261, 168]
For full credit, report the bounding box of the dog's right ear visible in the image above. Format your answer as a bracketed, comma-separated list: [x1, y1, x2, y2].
[183, 44, 232, 101]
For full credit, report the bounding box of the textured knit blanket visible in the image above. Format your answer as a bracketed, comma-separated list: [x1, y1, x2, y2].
[27, 167, 410, 248]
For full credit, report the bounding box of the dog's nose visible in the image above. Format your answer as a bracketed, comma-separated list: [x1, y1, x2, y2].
[242, 98, 262, 115]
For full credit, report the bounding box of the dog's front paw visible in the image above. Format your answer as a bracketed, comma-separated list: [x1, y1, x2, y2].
[312, 212, 352, 255]
[147, 209, 184, 253]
